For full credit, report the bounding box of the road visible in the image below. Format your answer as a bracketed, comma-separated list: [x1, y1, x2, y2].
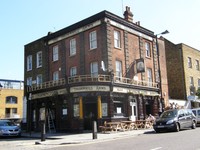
[0, 128, 200, 150]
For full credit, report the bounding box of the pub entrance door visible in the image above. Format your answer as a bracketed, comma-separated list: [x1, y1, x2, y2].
[83, 101, 97, 130]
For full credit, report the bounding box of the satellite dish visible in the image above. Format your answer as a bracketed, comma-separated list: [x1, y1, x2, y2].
[101, 61, 106, 71]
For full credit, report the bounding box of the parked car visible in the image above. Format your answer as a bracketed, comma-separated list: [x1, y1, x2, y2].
[0, 120, 21, 137]
[192, 108, 200, 124]
[153, 109, 197, 133]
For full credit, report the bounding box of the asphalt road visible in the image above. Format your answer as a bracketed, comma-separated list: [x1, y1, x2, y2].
[1, 127, 200, 150]
[50, 128, 200, 150]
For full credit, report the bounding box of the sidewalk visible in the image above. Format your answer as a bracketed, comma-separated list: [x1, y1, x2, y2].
[22, 129, 154, 145]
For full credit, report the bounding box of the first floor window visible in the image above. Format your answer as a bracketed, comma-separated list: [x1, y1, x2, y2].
[53, 71, 59, 81]
[147, 68, 153, 86]
[70, 67, 77, 76]
[90, 62, 98, 77]
[116, 60, 122, 80]
[190, 76, 194, 86]
[36, 74, 42, 84]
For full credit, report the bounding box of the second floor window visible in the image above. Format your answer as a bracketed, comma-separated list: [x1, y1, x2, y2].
[27, 55, 32, 71]
[114, 30, 121, 48]
[188, 57, 192, 68]
[70, 38, 76, 56]
[145, 42, 151, 57]
[36, 74, 42, 85]
[89, 31, 97, 50]
[53, 71, 59, 81]
[116, 60, 122, 80]
[6, 96, 17, 104]
[36, 51, 42, 68]
[90, 62, 98, 77]
[196, 60, 199, 70]
[70, 67, 77, 76]
[53, 45, 59, 61]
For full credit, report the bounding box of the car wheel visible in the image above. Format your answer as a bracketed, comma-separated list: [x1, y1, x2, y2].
[192, 121, 196, 129]
[175, 123, 180, 132]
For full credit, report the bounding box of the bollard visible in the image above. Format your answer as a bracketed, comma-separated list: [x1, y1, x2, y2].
[41, 121, 46, 141]
[92, 121, 97, 139]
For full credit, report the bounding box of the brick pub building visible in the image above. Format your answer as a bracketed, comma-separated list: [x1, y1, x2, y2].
[24, 7, 168, 132]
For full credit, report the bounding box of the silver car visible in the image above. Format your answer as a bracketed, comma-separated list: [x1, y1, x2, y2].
[0, 120, 21, 137]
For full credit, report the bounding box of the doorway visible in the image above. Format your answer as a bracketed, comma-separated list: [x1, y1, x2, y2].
[83, 102, 97, 130]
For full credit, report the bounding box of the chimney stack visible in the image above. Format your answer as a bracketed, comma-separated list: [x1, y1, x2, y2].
[123, 6, 133, 22]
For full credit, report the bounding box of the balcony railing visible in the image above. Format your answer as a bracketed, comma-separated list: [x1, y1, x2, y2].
[27, 75, 158, 92]
[27, 78, 66, 92]
[68, 74, 158, 88]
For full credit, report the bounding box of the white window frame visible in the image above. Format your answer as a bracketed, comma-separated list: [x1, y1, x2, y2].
[70, 38, 76, 56]
[53, 45, 59, 61]
[89, 31, 97, 50]
[36, 74, 42, 85]
[90, 62, 98, 77]
[70, 67, 77, 77]
[147, 68, 153, 86]
[27, 77, 32, 86]
[53, 71, 59, 81]
[36, 51, 42, 68]
[116, 60, 122, 80]
[27, 55, 32, 71]
[145, 42, 151, 57]
[114, 30, 121, 48]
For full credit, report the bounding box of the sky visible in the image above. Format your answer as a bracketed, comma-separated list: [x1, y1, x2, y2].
[1, 0, 200, 81]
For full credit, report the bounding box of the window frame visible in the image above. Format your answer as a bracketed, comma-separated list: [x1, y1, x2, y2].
[114, 30, 121, 48]
[90, 62, 98, 77]
[145, 42, 151, 57]
[36, 74, 43, 85]
[36, 51, 42, 68]
[190, 76, 194, 86]
[70, 67, 77, 77]
[27, 55, 32, 71]
[53, 71, 59, 81]
[188, 57, 192, 68]
[27, 77, 32, 86]
[147, 68, 153, 86]
[89, 31, 97, 50]
[115, 60, 122, 80]
[70, 38, 76, 56]
[53, 45, 59, 61]
[196, 59, 199, 70]
[6, 96, 18, 104]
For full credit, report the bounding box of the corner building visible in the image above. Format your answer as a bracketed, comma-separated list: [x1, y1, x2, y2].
[24, 7, 168, 132]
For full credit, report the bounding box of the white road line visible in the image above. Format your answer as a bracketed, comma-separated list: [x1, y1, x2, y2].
[150, 147, 162, 150]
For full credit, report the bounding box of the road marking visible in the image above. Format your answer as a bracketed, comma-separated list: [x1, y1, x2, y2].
[150, 147, 162, 150]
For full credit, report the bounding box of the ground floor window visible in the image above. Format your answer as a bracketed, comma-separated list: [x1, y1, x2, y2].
[113, 98, 124, 117]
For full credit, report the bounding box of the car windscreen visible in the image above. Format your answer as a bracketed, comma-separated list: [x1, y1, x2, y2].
[0, 121, 15, 126]
[160, 110, 177, 118]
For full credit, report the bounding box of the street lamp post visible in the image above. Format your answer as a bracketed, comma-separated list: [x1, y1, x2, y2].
[156, 30, 169, 112]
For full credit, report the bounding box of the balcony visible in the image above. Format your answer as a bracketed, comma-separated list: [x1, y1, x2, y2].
[68, 74, 158, 88]
[27, 75, 158, 92]
[27, 78, 66, 92]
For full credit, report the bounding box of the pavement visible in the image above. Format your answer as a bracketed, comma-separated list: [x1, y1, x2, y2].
[21, 128, 155, 146]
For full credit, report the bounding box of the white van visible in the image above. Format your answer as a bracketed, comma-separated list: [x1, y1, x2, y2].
[192, 108, 200, 124]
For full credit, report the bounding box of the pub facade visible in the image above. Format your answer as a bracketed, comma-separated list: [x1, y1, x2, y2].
[24, 7, 168, 132]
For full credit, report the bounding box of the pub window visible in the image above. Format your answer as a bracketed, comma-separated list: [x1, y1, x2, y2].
[70, 67, 77, 77]
[113, 99, 124, 117]
[6, 96, 17, 104]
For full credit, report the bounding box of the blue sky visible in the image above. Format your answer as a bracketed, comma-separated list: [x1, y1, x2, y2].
[1, 0, 200, 81]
